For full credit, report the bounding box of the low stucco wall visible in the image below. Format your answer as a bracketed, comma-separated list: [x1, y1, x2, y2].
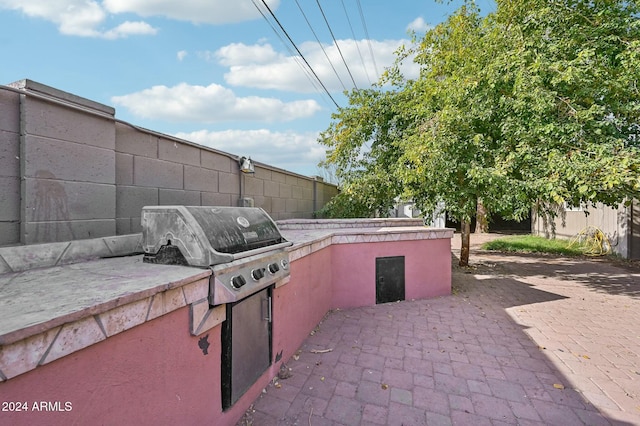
[331, 238, 452, 309]
[1, 308, 226, 426]
[0, 223, 452, 426]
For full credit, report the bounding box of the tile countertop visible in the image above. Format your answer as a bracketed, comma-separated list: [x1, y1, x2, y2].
[0, 257, 211, 346]
[0, 223, 453, 348]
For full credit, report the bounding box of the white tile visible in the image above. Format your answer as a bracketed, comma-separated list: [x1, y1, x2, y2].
[42, 317, 106, 365]
[182, 278, 209, 304]
[190, 299, 210, 335]
[194, 305, 226, 336]
[99, 298, 150, 337]
[0, 327, 60, 379]
[147, 287, 187, 321]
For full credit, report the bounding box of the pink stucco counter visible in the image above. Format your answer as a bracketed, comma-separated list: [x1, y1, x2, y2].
[0, 219, 452, 426]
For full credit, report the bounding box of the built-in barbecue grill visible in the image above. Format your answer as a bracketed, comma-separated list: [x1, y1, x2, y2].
[141, 206, 292, 409]
[141, 205, 292, 305]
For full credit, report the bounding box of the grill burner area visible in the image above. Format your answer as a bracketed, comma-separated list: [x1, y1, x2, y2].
[141, 206, 292, 305]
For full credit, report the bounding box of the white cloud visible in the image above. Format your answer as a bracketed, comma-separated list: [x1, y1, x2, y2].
[177, 50, 188, 61]
[406, 17, 432, 33]
[214, 39, 419, 93]
[215, 43, 283, 67]
[111, 82, 322, 123]
[174, 129, 325, 174]
[0, 0, 277, 38]
[0, 0, 157, 38]
[103, 0, 280, 25]
[103, 21, 157, 39]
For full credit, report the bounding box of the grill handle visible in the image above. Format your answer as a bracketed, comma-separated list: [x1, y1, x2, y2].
[232, 241, 293, 261]
[262, 296, 272, 322]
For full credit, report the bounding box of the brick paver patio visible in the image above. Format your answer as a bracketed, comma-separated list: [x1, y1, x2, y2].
[239, 235, 640, 425]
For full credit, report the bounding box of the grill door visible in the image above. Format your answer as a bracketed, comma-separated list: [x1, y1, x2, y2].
[376, 256, 405, 304]
[221, 287, 272, 409]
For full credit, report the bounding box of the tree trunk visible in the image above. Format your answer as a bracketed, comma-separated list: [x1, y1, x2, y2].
[476, 198, 489, 233]
[459, 219, 471, 267]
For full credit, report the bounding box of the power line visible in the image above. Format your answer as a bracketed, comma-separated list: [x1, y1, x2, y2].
[252, 0, 340, 109]
[340, 0, 372, 86]
[356, 0, 379, 78]
[315, 0, 359, 90]
[294, 0, 347, 92]
[250, 0, 328, 104]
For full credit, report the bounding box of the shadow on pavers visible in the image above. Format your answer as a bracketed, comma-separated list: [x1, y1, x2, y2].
[452, 251, 638, 425]
[460, 250, 640, 299]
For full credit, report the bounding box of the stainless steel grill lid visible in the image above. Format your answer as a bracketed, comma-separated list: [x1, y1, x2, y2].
[141, 206, 289, 267]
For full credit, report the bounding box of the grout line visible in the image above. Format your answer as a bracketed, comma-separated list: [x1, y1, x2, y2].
[38, 326, 63, 366]
[93, 314, 108, 338]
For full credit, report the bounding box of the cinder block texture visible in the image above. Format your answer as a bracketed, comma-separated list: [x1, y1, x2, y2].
[253, 166, 271, 180]
[116, 153, 133, 185]
[159, 138, 200, 166]
[116, 186, 158, 217]
[201, 192, 231, 206]
[279, 183, 292, 199]
[115, 123, 158, 158]
[22, 135, 115, 184]
[184, 165, 218, 192]
[292, 186, 303, 200]
[23, 219, 115, 244]
[0, 130, 19, 178]
[133, 156, 183, 189]
[201, 150, 232, 172]
[158, 189, 201, 206]
[0, 90, 20, 132]
[285, 175, 299, 186]
[245, 176, 264, 196]
[10, 79, 114, 115]
[116, 217, 132, 235]
[22, 98, 115, 150]
[303, 187, 313, 200]
[264, 181, 280, 198]
[0, 177, 20, 221]
[299, 199, 313, 213]
[253, 196, 272, 212]
[272, 198, 286, 213]
[0, 222, 19, 246]
[272, 171, 287, 183]
[129, 217, 143, 233]
[218, 172, 240, 195]
[24, 179, 115, 221]
[286, 199, 298, 213]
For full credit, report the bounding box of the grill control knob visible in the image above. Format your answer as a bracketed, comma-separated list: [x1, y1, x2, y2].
[251, 268, 265, 281]
[268, 263, 280, 274]
[280, 259, 289, 270]
[231, 275, 246, 290]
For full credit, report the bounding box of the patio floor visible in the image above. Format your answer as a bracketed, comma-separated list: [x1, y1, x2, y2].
[239, 234, 640, 425]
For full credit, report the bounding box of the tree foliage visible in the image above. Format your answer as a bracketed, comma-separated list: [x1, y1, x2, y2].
[319, 0, 640, 265]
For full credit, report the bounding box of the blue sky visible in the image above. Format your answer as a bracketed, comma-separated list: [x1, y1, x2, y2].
[0, 0, 494, 177]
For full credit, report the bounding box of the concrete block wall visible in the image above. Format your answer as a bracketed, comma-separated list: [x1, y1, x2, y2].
[114, 124, 331, 233]
[1, 80, 339, 246]
[0, 89, 20, 245]
[10, 80, 117, 245]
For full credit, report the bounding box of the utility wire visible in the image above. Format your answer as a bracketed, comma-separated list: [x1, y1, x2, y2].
[340, 0, 372, 86]
[356, 0, 380, 78]
[315, 0, 359, 90]
[251, 0, 328, 104]
[254, 0, 340, 109]
[294, 0, 347, 92]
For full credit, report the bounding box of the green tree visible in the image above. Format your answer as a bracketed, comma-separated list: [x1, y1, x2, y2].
[320, 0, 640, 266]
